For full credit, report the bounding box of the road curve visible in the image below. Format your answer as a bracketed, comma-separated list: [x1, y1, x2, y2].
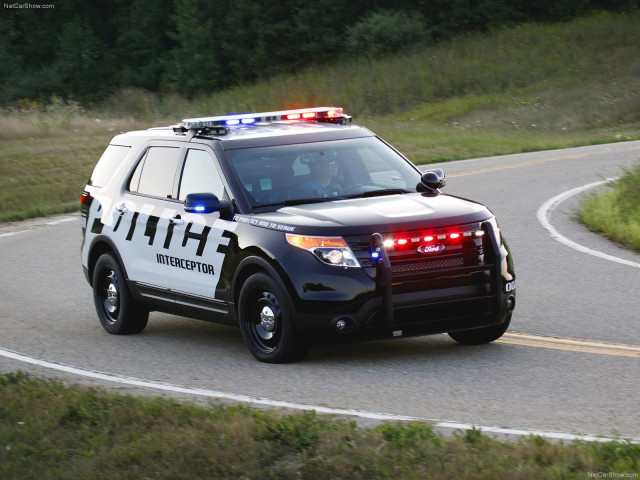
[1, 141, 639, 441]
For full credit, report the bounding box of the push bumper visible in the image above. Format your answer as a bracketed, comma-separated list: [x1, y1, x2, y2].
[291, 220, 516, 341]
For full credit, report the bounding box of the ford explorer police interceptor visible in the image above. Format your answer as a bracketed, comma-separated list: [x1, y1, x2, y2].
[81, 107, 516, 363]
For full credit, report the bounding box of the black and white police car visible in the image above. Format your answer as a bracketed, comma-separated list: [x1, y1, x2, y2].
[81, 107, 516, 363]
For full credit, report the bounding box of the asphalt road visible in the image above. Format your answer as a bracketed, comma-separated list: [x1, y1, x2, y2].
[1, 141, 639, 441]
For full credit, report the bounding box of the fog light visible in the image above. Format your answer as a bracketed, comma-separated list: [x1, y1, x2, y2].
[333, 316, 354, 334]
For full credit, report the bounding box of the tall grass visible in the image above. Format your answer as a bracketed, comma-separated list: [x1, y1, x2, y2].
[0, 99, 142, 221]
[1, 373, 639, 480]
[190, 11, 640, 116]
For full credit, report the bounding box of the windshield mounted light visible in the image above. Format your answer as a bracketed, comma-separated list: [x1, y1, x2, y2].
[286, 234, 360, 268]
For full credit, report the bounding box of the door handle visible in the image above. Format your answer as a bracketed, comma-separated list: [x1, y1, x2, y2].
[114, 204, 128, 215]
[170, 215, 184, 225]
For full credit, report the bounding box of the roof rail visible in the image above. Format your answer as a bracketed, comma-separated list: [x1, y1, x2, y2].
[173, 125, 228, 136]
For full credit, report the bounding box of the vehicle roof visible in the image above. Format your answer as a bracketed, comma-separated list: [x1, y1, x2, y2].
[110, 122, 375, 150]
[210, 122, 374, 149]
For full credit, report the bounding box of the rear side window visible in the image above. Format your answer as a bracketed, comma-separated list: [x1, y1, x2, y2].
[129, 146, 181, 198]
[89, 145, 130, 187]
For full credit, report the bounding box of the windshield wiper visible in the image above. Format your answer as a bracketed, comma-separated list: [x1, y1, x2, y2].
[255, 197, 331, 209]
[346, 188, 409, 199]
[283, 197, 333, 206]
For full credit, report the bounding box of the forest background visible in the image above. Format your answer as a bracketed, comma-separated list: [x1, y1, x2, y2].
[1, 0, 637, 105]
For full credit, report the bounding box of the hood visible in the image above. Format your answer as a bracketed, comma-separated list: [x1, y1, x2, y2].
[250, 193, 492, 236]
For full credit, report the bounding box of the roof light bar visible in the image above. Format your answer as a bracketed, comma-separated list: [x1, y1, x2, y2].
[181, 107, 349, 129]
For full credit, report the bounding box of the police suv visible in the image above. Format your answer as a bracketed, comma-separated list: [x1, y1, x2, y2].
[81, 107, 516, 363]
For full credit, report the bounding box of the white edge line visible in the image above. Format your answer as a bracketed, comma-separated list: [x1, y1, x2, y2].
[44, 216, 77, 226]
[0, 347, 418, 422]
[0, 216, 77, 238]
[537, 178, 640, 269]
[1, 347, 637, 444]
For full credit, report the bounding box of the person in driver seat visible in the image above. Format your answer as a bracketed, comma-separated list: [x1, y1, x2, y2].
[297, 154, 339, 195]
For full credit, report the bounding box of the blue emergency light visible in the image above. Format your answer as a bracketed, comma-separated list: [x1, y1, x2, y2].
[181, 107, 350, 129]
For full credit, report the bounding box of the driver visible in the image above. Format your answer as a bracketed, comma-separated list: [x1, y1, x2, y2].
[297, 156, 339, 196]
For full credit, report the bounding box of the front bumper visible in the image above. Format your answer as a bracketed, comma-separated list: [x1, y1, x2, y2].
[289, 220, 516, 341]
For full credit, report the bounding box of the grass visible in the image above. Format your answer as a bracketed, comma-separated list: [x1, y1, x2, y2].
[1, 11, 639, 222]
[1, 372, 639, 480]
[0, 109, 139, 222]
[578, 163, 640, 252]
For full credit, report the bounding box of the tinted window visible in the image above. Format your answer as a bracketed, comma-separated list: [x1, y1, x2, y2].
[89, 145, 130, 187]
[226, 137, 420, 209]
[178, 149, 225, 201]
[129, 147, 181, 198]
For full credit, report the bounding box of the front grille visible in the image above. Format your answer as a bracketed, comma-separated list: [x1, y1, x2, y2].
[345, 221, 487, 277]
[345, 221, 497, 326]
[390, 257, 464, 273]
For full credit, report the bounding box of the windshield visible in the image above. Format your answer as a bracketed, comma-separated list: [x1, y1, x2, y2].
[226, 137, 422, 210]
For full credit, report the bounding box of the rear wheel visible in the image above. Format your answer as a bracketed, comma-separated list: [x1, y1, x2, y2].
[447, 315, 511, 345]
[93, 252, 148, 334]
[238, 273, 310, 363]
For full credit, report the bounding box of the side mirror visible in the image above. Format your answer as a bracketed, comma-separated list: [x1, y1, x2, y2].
[417, 168, 446, 194]
[184, 193, 233, 218]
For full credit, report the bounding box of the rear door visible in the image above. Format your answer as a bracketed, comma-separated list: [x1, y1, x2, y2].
[116, 143, 183, 294]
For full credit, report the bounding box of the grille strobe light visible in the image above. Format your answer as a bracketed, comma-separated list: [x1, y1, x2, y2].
[383, 230, 484, 249]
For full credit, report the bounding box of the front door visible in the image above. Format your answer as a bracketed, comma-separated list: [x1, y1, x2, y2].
[168, 147, 238, 302]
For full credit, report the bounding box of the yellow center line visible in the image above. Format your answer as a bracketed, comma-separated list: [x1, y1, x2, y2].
[447, 145, 640, 178]
[498, 332, 640, 358]
[443, 146, 640, 357]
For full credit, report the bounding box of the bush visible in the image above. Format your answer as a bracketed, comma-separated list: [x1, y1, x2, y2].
[346, 10, 431, 57]
[103, 88, 159, 120]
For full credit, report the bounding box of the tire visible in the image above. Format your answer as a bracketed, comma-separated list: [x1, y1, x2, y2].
[447, 314, 511, 345]
[238, 273, 311, 363]
[92, 252, 149, 335]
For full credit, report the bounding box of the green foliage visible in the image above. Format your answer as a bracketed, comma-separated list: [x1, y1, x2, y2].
[378, 421, 440, 448]
[578, 164, 640, 252]
[254, 410, 323, 453]
[1, 372, 639, 479]
[1, 1, 638, 103]
[346, 10, 430, 57]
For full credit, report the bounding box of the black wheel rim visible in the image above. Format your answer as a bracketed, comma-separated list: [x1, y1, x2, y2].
[244, 290, 282, 354]
[99, 269, 120, 324]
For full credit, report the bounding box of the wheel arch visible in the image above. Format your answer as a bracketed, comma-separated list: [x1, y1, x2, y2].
[230, 254, 295, 323]
[87, 236, 128, 287]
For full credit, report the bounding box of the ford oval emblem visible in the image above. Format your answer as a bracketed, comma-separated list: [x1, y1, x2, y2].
[417, 244, 445, 254]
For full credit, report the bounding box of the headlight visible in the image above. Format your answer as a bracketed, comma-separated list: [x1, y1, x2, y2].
[286, 234, 361, 268]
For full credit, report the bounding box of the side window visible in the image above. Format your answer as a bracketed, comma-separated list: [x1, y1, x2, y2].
[90, 145, 130, 187]
[178, 149, 225, 200]
[129, 146, 181, 198]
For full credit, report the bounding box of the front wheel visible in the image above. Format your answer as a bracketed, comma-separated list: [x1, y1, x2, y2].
[92, 252, 148, 334]
[238, 273, 311, 363]
[447, 315, 511, 345]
